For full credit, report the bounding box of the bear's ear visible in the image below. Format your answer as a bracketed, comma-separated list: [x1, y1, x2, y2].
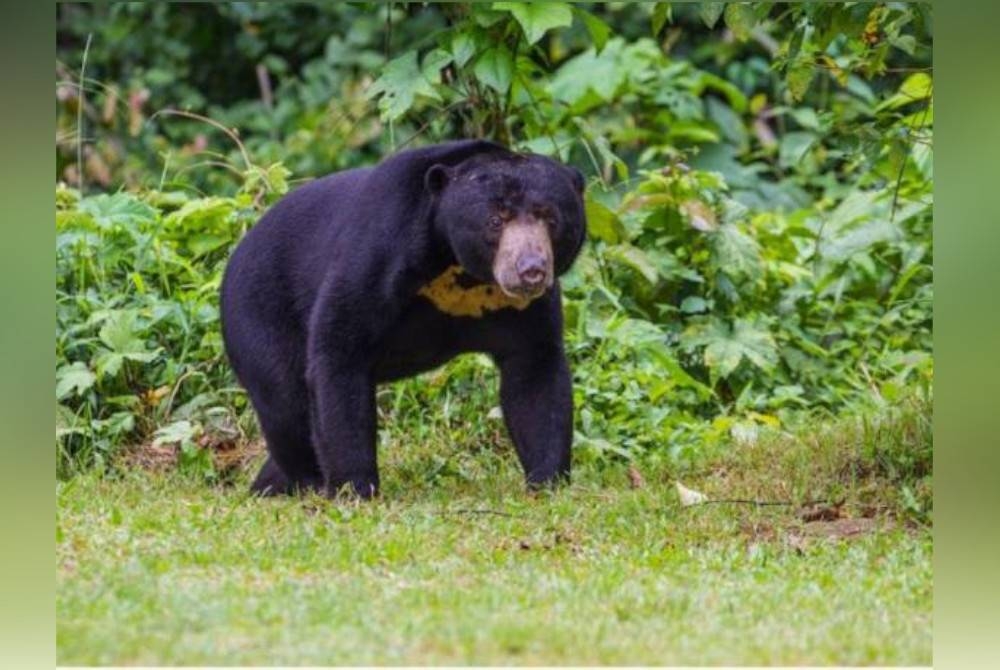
[566, 166, 585, 194]
[424, 164, 451, 195]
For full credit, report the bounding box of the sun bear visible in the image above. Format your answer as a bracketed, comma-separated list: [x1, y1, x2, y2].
[220, 140, 587, 498]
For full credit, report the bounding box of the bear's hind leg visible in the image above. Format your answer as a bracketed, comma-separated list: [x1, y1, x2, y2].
[249, 407, 324, 496]
[249, 455, 321, 496]
[250, 456, 292, 496]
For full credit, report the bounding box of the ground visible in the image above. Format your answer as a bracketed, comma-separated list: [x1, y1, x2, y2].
[56, 403, 932, 666]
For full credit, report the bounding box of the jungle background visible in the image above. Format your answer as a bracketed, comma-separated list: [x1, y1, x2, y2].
[56, 2, 933, 665]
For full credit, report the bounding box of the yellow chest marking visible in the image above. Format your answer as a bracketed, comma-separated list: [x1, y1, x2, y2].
[417, 265, 533, 318]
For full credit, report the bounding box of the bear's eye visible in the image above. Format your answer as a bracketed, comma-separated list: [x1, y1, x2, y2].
[487, 215, 503, 230]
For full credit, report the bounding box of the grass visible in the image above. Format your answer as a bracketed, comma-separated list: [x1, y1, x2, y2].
[56, 398, 932, 666]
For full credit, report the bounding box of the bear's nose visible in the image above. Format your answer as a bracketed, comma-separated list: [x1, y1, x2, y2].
[516, 254, 547, 287]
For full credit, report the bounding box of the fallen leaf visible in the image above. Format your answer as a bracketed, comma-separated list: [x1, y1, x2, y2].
[798, 499, 845, 522]
[801, 517, 879, 540]
[675, 481, 708, 506]
[627, 465, 645, 489]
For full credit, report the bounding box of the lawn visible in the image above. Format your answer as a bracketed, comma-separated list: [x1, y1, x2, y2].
[56, 400, 932, 666]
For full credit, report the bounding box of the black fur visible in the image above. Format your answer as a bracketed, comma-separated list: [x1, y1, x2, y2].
[220, 140, 586, 498]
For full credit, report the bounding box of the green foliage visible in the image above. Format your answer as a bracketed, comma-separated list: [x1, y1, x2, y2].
[494, 2, 574, 45]
[56, 186, 261, 474]
[56, 2, 932, 477]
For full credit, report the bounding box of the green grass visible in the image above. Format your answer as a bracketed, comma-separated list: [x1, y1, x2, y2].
[57, 401, 932, 666]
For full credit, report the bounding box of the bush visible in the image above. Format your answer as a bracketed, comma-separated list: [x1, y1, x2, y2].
[56, 2, 932, 475]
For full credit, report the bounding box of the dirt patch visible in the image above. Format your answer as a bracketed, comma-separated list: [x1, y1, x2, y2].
[799, 516, 881, 540]
[123, 435, 264, 476]
[741, 511, 888, 554]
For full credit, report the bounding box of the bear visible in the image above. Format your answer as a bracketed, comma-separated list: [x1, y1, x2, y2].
[220, 139, 587, 498]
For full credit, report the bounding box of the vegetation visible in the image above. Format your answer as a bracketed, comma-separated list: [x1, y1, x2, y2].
[56, 2, 932, 665]
[58, 400, 931, 666]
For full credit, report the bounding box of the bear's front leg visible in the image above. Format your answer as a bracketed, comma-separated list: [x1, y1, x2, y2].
[306, 359, 379, 498]
[497, 344, 573, 488]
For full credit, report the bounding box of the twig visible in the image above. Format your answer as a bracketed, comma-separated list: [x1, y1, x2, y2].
[255, 63, 274, 112]
[147, 108, 252, 171]
[76, 33, 92, 191]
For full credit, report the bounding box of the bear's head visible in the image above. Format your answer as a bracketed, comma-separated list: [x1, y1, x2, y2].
[425, 151, 586, 299]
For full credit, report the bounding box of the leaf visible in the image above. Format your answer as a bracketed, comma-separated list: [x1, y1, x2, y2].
[493, 1, 573, 45]
[825, 191, 873, 231]
[667, 122, 720, 144]
[643, 345, 715, 399]
[706, 97, 748, 150]
[187, 233, 229, 257]
[365, 50, 441, 122]
[889, 33, 916, 56]
[696, 72, 749, 112]
[723, 2, 756, 41]
[574, 7, 611, 53]
[699, 2, 725, 29]
[685, 318, 777, 381]
[712, 223, 761, 279]
[786, 60, 816, 102]
[473, 45, 515, 94]
[676, 481, 708, 506]
[152, 420, 199, 447]
[878, 72, 932, 111]
[680, 296, 708, 314]
[164, 196, 235, 231]
[586, 128, 629, 181]
[704, 338, 745, 379]
[778, 131, 817, 168]
[549, 39, 625, 106]
[421, 48, 453, 84]
[911, 141, 932, 180]
[242, 163, 291, 198]
[585, 195, 626, 244]
[78, 193, 156, 230]
[98, 310, 145, 353]
[56, 362, 96, 400]
[56, 403, 84, 437]
[790, 107, 820, 131]
[451, 32, 476, 68]
[900, 72, 932, 101]
[606, 244, 659, 285]
[820, 218, 902, 262]
[94, 310, 160, 378]
[730, 319, 779, 371]
[651, 3, 672, 37]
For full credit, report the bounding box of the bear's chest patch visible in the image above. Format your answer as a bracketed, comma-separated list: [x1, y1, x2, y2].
[417, 265, 534, 318]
